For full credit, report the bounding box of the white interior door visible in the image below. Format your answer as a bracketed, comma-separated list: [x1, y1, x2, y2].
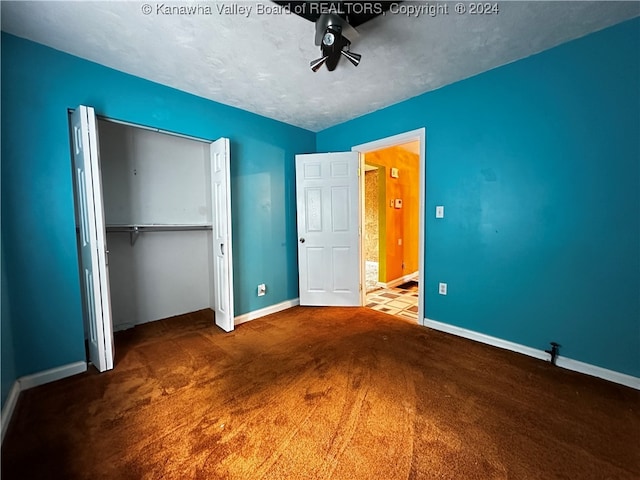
[210, 138, 235, 331]
[71, 105, 114, 372]
[296, 152, 361, 306]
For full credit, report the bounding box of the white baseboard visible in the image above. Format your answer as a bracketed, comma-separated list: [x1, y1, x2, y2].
[1, 360, 87, 446]
[234, 298, 300, 326]
[17, 361, 87, 391]
[424, 318, 640, 390]
[379, 272, 419, 289]
[555, 356, 640, 390]
[1, 381, 21, 443]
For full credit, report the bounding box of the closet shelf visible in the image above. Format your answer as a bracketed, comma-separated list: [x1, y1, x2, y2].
[106, 224, 213, 246]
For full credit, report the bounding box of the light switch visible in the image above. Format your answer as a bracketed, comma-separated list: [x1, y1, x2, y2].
[395, 199, 403, 209]
[435, 206, 444, 218]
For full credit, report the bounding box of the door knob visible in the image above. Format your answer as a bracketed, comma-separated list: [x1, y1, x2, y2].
[299, 238, 305, 243]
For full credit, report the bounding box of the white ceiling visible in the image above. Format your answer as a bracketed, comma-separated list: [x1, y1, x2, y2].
[2, 1, 638, 132]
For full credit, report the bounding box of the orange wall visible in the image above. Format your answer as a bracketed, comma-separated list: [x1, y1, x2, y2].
[365, 145, 419, 283]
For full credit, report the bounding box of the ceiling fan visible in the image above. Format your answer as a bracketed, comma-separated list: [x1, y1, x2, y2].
[273, 1, 396, 72]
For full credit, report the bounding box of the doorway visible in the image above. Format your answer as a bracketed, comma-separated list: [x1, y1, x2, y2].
[353, 129, 425, 325]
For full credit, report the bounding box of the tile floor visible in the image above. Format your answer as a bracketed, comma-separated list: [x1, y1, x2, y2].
[365, 281, 419, 322]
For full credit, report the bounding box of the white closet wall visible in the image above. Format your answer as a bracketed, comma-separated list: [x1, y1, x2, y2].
[100, 120, 211, 225]
[98, 119, 214, 330]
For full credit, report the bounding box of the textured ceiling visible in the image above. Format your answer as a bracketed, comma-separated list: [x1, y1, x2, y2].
[2, 1, 638, 131]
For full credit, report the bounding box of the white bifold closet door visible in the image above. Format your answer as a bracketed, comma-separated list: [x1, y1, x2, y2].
[71, 105, 114, 372]
[210, 138, 234, 332]
[72, 105, 235, 372]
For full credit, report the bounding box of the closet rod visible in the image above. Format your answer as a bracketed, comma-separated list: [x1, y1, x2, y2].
[97, 115, 213, 144]
[106, 225, 213, 246]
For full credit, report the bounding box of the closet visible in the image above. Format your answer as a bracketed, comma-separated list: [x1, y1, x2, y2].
[71, 105, 234, 373]
[101, 118, 215, 330]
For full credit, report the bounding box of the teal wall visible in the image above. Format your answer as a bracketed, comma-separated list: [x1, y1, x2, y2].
[0, 33, 315, 398]
[317, 18, 640, 377]
[1, 239, 17, 407]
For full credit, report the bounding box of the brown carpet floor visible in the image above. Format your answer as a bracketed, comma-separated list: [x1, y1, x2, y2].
[2, 306, 639, 479]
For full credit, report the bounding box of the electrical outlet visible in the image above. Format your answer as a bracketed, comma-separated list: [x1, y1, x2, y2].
[438, 282, 447, 295]
[257, 284, 266, 296]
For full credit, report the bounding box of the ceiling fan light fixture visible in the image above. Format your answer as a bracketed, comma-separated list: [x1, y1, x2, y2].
[340, 49, 361, 67]
[273, 1, 398, 72]
[310, 55, 329, 72]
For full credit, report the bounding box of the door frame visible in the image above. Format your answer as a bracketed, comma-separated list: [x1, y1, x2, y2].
[352, 128, 426, 325]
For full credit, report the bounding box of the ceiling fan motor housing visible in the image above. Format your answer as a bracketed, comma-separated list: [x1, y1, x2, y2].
[322, 25, 350, 71]
[309, 13, 362, 72]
